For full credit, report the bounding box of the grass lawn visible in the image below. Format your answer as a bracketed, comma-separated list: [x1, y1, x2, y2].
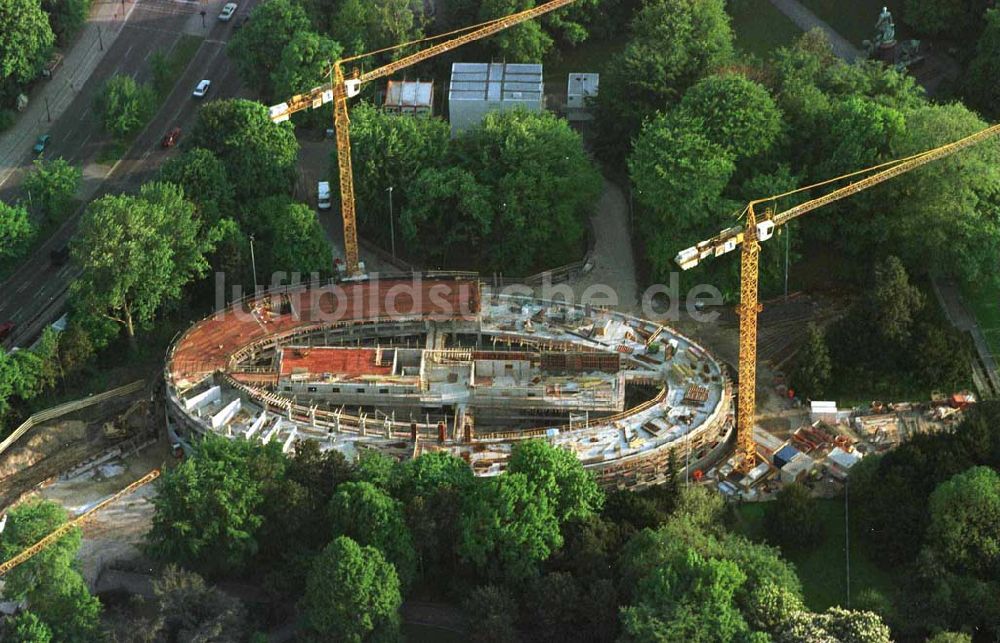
[798, 0, 913, 45]
[962, 280, 1000, 358]
[734, 498, 902, 611]
[728, 0, 804, 59]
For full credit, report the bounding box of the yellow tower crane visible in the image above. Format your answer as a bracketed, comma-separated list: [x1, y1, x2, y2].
[268, 0, 579, 277]
[675, 123, 1000, 474]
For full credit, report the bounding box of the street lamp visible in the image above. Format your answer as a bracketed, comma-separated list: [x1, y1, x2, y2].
[249, 234, 259, 294]
[386, 186, 396, 259]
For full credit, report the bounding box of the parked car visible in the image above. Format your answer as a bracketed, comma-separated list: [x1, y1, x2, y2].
[192, 79, 211, 98]
[0, 321, 15, 342]
[50, 245, 70, 266]
[161, 127, 181, 148]
[218, 2, 237, 21]
[33, 134, 50, 154]
[317, 181, 331, 210]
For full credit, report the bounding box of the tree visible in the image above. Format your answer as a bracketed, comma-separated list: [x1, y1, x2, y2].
[71, 182, 216, 348]
[188, 99, 299, 200]
[41, 0, 88, 45]
[270, 31, 342, 113]
[159, 147, 234, 224]
[449, 109, 601, 273]
[0, 0, 55, 85]
[478, 0, 553, 62]
[595, 0, 733, 154]
[926, 466, 1000, 579]
[462, 585, 520, 643]
[628, 112, 735, 280]
[619, 543, 757, 643]
[227, 0, 310, 96]
[869, 255, 924, 344]
[94, 74, 156, 139]
[506, 439, 604, 522]
[339, 102, 450, 248]
[764, 483, 823, 551]
[964, 8, 1000, 119]
[791, 323, 831, 399]
[329, 0, 422, 59]
[146, 436, 286, 576]
[902, 0, 982, 38]
[0, 201, 36, 261]
[151, 565, 248, 641]
[776, 607, 891, 643]
[300, 536, 402, 643]
[0, 500, 101, 642]
[327, 481, 418, 589]
[22, 157, 81, 221]
[926, 633, 972, 643]
[246, 196, 331, 278]
[3, 611, 52, 643]
[677, 73, 784, 160]
[459, 472, 562, 582]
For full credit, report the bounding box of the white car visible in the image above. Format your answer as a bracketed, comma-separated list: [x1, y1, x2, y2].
[218, 2, 237, 21]
[192, 79, 211, 98]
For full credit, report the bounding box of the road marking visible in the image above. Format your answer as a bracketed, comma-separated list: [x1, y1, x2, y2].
[79, 108, 89, 122]
[16, 281, 30, 294]
[81, 133, 91, 147]
[205, 39, 228, 45]
[124, 44, 134, 59]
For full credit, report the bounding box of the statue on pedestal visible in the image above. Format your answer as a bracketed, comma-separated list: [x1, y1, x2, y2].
[875, 6, 896, 46]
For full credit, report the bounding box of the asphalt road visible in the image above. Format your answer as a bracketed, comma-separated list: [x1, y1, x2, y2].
[0, 0, 256, 349]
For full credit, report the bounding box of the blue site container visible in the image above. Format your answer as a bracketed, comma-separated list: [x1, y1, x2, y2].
[773, 444, 801, 470]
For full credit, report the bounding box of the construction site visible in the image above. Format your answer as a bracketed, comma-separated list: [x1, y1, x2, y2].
[165, 275, 733, 488]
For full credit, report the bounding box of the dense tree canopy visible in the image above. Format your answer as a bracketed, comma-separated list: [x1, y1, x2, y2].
[963, 8, 1000, 119]
[0, 0, 55, 86]
[677, 73, 784, 159]
[188, 99, 299, 201]
[159, 147, 234, 224]
[245, 195, 331, 278]
[227, 0, 310, 97]
[300, 536, 402, 642]
[596, 0, 734, 154]
[41, 0, 88, 45]
[763, 483, 823, 551]
[329, 0, 422, 59]
[71, 182, 217, 346]
[926, 466, 1000, 579]
[790, 322, 832, 399]
[507, 439, 604, 522]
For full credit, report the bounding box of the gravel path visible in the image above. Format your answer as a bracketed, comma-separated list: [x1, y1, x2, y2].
[567, 179, 640, 313]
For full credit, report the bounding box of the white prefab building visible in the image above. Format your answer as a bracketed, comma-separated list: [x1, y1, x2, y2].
[566, 72, 599, 120]
[384, 80, 434, 115]
[448, 62, 543, 135]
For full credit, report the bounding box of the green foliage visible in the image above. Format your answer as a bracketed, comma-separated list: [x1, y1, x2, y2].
[524, 571, 619, 642]
[459, 471, 562, 582]
[677, 73, 783, 159]
[159, 147, 234, 224]
[348, 105, 599, 273]
[327, 481, 418, 589]
[23, 157, 81, 221]
[926, 466, 1000, 578]
[329, 0, 422, 59]
[227, 0, 310, 96]
[188, 99, 299, 200]
[245, 196, 331, 277]
[764, 483, 823, 551]
[596, 0, 734, 155]
[94, 74, 156, 140]
[479, 0, 553, 62]
[146, 436, 286, 576]
[628, 111, 735, 281]
[150, 565, 248, 641]
[926, 632, 973, 643]
[0, 200, 36, 261]
[4, 611, 52, 643]
[902, 0, 978, 37]
[71, 181, 217, 343]
[41, 0, 88, 45]
[506, 439, 604, 522]
[462, 585, 520, 643]
[300, 536, 402, 642]
[270, 31, 342, 117]
[963, 8, 1000, 119]
[776, 607, 891, 643]
[791, 322, 831, 398]
[0, 500, 101, 642]
[0, 0, 55, 84]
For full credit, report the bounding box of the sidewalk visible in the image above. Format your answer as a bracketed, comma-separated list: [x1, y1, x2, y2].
[0, 0, 136, 188]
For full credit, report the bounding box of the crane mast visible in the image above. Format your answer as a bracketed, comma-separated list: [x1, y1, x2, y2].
[270, 0, 578, 276]
[676, 123, 1000, 474]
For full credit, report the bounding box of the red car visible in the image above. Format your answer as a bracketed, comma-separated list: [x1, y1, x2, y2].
[161, 127, 181, 148]
[0, 321, 15, 342]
